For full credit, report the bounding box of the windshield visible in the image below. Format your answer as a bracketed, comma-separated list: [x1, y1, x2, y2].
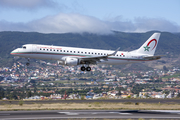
[22, 46, 26, 49]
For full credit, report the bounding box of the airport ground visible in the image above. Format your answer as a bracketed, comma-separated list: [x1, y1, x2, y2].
[1, 99, 180, 104]
[0, 99, 180, 111]
[1, 110, 180, 120]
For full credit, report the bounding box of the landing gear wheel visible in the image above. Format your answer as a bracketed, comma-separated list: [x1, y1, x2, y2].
[26, 62, 30, 66]
[86, 67, 91, 71]
[81, 66, 86, 71]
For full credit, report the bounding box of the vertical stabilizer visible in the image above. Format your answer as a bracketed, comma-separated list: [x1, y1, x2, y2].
[136, 33, 161, 55]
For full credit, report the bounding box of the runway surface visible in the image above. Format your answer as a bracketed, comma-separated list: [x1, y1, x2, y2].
[1, 110, 180, 119]
[0, 99, 180, 104]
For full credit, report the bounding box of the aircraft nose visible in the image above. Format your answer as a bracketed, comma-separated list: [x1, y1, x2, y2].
[11, 49, 19, 55]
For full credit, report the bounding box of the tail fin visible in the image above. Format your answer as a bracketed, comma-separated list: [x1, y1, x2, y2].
[136, 33, 161, 55]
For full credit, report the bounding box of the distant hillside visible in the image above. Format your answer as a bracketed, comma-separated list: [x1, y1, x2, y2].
[0, 31, 179, 67]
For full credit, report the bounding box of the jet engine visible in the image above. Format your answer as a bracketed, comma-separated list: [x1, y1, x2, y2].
[64, 57, 79, 66]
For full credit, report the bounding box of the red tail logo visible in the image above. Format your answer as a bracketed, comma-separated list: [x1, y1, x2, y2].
[147, 39, 157, 51]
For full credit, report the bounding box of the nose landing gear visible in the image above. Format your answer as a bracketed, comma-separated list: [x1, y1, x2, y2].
[26, 62, 30, 66]
[26, 58, 30, 66]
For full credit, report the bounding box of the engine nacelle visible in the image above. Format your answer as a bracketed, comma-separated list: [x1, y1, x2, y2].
[65, 57, 79, 66]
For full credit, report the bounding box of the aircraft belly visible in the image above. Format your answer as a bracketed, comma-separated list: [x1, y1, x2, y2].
[16, 54, 29, 58]
[98, 59, 130, 65]
[19, 53, 66, 61]
[51, 54, 65, 60]
[28, 54, 52, 60]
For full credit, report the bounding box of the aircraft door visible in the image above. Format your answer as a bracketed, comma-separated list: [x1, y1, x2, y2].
[127, 52, 131, 58]
[32, 45, 37, 52]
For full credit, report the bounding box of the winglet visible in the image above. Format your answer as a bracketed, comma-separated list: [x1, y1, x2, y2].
[108, 47, 120, 56]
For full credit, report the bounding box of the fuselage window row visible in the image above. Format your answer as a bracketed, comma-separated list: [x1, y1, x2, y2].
[39, 48, 125, 57]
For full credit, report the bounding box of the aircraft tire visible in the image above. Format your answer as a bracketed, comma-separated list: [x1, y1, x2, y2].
[86, 67, 91, 71]
[81, 66, 86, 71]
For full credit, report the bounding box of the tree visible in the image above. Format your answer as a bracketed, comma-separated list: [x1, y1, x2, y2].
[0, 87, 4, 99]
[177, 93, 180, 98]
[163, 66, 168, 71]
[117, 89, 121, 96]
[11, 93, 18, 100]
[27, 91, 32, 98]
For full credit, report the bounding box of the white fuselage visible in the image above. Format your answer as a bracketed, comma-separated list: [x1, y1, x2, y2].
[11, 44, 151, 65]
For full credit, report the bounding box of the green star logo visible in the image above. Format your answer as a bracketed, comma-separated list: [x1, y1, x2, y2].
[144, 46, 150, 51]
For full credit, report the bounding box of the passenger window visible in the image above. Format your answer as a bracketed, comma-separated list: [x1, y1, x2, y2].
[78, 51, 79, 53]
[74, 51, 76, 53]
[64, 50, 65, 52]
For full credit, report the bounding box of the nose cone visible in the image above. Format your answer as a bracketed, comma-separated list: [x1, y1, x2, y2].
[11, 49, 19, 55]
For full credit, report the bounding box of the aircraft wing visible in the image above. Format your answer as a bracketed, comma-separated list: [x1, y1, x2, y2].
[143, 55, 165, 60]
[78, 47, 120, 64]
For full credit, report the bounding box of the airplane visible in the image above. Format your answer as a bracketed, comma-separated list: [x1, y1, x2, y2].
[11, 33, 162, 71]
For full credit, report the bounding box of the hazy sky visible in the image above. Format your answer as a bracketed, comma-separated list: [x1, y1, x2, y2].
[0, 0, 179, 34]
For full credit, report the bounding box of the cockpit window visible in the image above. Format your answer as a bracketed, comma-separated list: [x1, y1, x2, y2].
[22, 46, 26, 49]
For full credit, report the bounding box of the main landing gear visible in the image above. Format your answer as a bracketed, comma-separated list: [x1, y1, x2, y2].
[81, 66, 91, 71]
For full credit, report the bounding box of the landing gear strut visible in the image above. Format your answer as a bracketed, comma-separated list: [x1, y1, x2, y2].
[81, 66, 91, 71]
[26, 62, 30, 66]
[26, 58, 30, 66]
